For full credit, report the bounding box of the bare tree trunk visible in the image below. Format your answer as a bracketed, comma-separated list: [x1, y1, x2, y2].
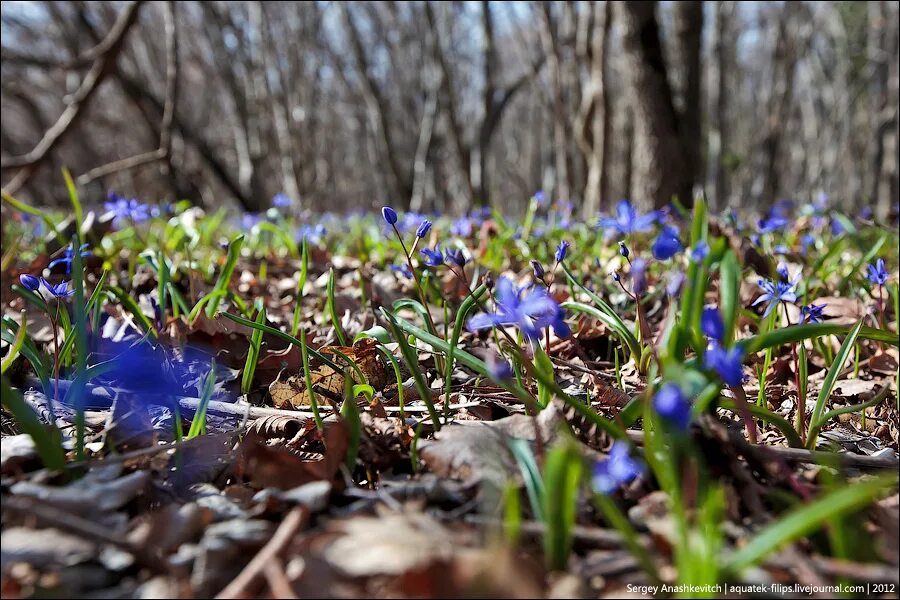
[672, 0, 704, 195]
[617, 0, 691, 209]
[710, 1, 734, 209]
[869, 0, 898, 219]
[759, 2, 803, 208]
[539, 1, 571, 203]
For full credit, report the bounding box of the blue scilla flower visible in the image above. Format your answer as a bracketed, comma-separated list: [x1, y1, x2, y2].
[389, 263, 413, 279]
[704, 343, 745, 387]
[690, 240, 709, 262]
[272, 192, 293, 208]
[630, 258, 648, 296]
[653, 383, 691, 431]
[753, 271, 799, 317]
[445, 248, 468, 268]
[800, 303, 827, 323]
[592, 442, 644, 494]
[701, 307, 725, 342]
[597, 199, 659, 238]
[416, 219, 432, 239]
[467, 277, 569, 341]
[48, 243, 91, 276]
[451, 216, 473, 237]
[104, 193, 150, 227]
[555, 240, 569, 263]
[531, 260, 545, 279]
[618, 241, 630, 259]
[40, 278, 75, 299]
[420, 246, 444, 268]
[532, 190, 546, 206]
[651, 226, 683, 260]
[382, 206, 398, 225]
[866, 258, 888, 287]
[19, 274, 40, 291]
[298, 223, 327, 245]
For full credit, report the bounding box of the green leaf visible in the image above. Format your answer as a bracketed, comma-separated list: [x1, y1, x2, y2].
[719, 250, 741, 346]
[806, 320, 864, 447]
[1, 312, 27, 375]
[1, 376, 66, 471]
[542, 440, 582, 571]
[240, 304, 266, 394]
[206, 235, 244, 318]
[327, 267, 348, 346]
[738, 322, 897, 355]
[382, 310, 442, 431]
[561, 301, 641, 361]
[723, 474, 897, 574]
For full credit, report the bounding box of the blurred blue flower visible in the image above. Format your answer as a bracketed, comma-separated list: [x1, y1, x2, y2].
[451, 216, 473, 237]
[531, 259, 545, 280]
[631, 258, 648, 296]
[597, 199, 659, 237]
[704, 343, 745, 387]
[866, 258, 888, 286]
[467, 277, 569, 341]
[666, 271, 685, 297]
[690, 240, 709, 262]
[653, 383, 691, 431]
[420, 246, 444, 268]
[19, 274, 40, 291]
[800, 303, 827, 323]
[555, 240, 569, 263]
[445, 248, 468, 268]
[701, 307, 725, 341]
[830, 218, 845, 236]
[487, 354, 514, 380]
[272, 192, 293, 208]
[382, 206, 398, 225]
[651, 226, 683, 260]
[105, 193, 150, 227]
[416, 219, 432, 239]
[241, 213, 263, 230]
[297, 223, 327, 245]
[40, 278, 75, 299]
[389, 263, 413, 279]
[48, 243, 91, 276]
[592, 442, 644, 494]
[532, 191, 546, 206]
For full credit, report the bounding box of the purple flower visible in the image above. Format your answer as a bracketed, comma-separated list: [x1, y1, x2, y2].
[272, 192, 293, 208]
[618, 241, 630, 259]
[445, 248, 468, 268]
[420, 246, 444, 268]
[297, 223, 327, 245]
[382, 206, 398, 225]
[753, 274, 799, 317]
[40, 278, 75, 299]
[531, 259, 545, 279]
[690, 240, 709, 262]
[467, 277, 569, 341]
[104, 193, 150, 227]
[666, 271, 685, 297]
[651, 227, 683, 260]
[701, 307, 725, 341]
[19, 274, 40, 291]
[532, 191, 546, 206]
[800, 303, 827, 323]
[597, 199, 659, 237]
[416, 219, 432, 239]
[48, 243, 91, 276]
[389, 263, 413, 279]
[451, 216, 473, 237]
[757, 214, 789, 234]
[704, 343, 745, 387]
[555, 240, 569, 263]
[653, 383, 691, 431]
[866, 258, 888, 286]
[631, 258, 648, 296]
[592, 442, 644, 494]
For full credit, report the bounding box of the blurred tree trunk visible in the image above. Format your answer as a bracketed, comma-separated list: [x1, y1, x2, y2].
[869, 0, 899, 219]
[759, 2, 802, 207]
[539, 1, 572, 203]
[672, 0, 704, 197]
[617, 0, 691, 209]
[710, 1, 735, 210]
[577, 0, 613, 217]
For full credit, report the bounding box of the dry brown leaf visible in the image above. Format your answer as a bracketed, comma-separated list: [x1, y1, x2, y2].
[269, 338, 387, 408]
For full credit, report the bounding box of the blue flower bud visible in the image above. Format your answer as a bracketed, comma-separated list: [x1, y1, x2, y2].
[416, 219, 432, 238]
[19, 274, 40, 291]
[382, 206, 398, 225]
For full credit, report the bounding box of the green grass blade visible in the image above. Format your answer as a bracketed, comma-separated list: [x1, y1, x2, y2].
[187, 361, 217, 438]
[739, 322, 897, 355]
[327, 267, 348, 345]
[206, 235, 244, 318]
[240, 303, 266, 395]
[806, 320, 864, 448]
[1, 312, 27, 374]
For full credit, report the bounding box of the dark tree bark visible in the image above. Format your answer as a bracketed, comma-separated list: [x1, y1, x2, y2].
[672, 0, 704, 195]
[617, 0, 691, 209]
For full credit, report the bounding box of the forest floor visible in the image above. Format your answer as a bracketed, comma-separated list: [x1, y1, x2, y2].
[1, 195, 898, 598]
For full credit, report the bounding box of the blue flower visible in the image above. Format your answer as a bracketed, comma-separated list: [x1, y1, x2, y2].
[666, 271, 685, 297]
[416, 219, 432, 239]
[19, 274, 40, 291]
[752, 273, 799, 317]
[653, 383, 691, 431]
[592, 442, 644, 494]
[701, 307, 725, 341]
[532, 191, 546, 206]
[800, 303, 827, 323]
[451, 216, 473, 237]
[630, 258, 648, 296]
[389, 263, 413, 279]
[445, 248, 468, 268]
[40, 278, 75, 299]
[272, 192, 293, 208]
[487, 354, 514, 380]
[618, 241, 630, 259]
[104, 193, 150, 227]
[704, 343, 745, 387]
[555, 240, 569, 263]
[297, 223, 327, 245]
[531, 260, 545, 279]
[382, 206, 398, 225]
[651, 226, 683, 260]
[48, 243, 91, 276]
[866, 258, 888, 286]
[757, 214, 789, 234]
[690, 240, 709, 262]
[420, 246, 444, 268]
[597, 199, 659, 237]
[467, 277, 569, 341]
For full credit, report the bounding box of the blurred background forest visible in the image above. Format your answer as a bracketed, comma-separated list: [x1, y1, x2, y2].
[1, 1, 898, 218]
